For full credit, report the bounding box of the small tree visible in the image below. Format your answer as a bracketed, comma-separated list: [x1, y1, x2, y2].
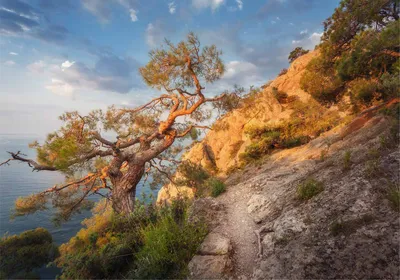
[288, 47, 309, 63]
[0, 33, 227, 218]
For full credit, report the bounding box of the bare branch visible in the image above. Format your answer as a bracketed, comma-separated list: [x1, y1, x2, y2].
[1, 151, 57, 171]
[43, 173, 99, 194]
[150, 160, 176, 184]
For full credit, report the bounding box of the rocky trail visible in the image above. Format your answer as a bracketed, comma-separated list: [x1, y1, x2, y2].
[217, 181, 259, 278]
[188, 103, 400, 279]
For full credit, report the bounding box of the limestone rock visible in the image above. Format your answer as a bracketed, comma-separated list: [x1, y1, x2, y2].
[156, 182, 194, 205]
[247, 194, 279, 223]
[199, 233, 231, 255]
[188, 255, 232, 279]
[181, 51, 319, 174]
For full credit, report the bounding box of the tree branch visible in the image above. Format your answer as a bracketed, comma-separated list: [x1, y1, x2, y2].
[1, 151, 57, 171]
[176, 125, 211, 138]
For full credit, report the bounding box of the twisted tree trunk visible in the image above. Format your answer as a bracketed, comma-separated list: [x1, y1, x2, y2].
[111, 162, 145, 214]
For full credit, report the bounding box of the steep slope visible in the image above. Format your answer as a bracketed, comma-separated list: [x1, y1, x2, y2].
[155, 49, 399, 279]
[183, 50, 320, 174]
[188, 101, 399, 279]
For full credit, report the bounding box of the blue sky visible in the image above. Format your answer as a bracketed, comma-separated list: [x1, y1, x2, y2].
[0, 0, 340, 135]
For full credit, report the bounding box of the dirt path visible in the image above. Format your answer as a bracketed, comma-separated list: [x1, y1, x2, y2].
[216, 181, 259, 278]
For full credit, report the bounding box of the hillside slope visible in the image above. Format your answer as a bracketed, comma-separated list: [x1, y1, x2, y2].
[182, 50, 320, 174]
[188, 101, 399, 279]
[155, 50, 399, 279]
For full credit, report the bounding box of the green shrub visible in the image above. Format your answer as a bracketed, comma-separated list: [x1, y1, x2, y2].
[330, 215, 374, 236]
[288, 47, 309, 63]
[207, 178, 226, 197]
[387, 185, 400, 212]
[349, 78, 381, 105]
[132, 200, 207, 279]
[297, 178, 324, 200]
[343, 150, 352, 170]
[239, 99, 341, 166]
[56, 198, 207, 279]
[300, 57, 343, 104]
[176, 161, 210, 189]
[380, 71, 400, 99]
[0, 228, 58, 279]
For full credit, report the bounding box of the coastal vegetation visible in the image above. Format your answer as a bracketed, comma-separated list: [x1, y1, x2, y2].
[0, 0, 399, 278]
[0, 228, 58, 279]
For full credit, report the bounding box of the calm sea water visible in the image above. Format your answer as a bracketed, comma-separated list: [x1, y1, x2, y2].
[0, 135, 150, 279]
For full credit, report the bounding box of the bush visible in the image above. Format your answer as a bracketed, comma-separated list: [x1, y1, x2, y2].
[176, 161, 210, 189]
[239, 99, 341, 166]
[297, 178, 324, 200]
[380, 71, 400, 99]
[343, 150, 352, 170]
[387, 185, 400, 212]
[330, 215, 374, 236]
[288, 47, 309, 63]
[56, 198, 207, 279]
[0, 228, 58, 279]
[207, 178, 226, 197]
[349, 78, 381, 105]
[278, 68, 288, 76]
[132, 200, 207, 279]
[272, 87, 289, 103]
[300, 57, 343, 104]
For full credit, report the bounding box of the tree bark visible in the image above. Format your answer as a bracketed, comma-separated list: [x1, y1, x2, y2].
[111, 162, 145, 215]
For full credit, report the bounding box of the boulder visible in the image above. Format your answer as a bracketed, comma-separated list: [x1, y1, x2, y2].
[188, 255, 232, 279]
[199, 232, 231, 255]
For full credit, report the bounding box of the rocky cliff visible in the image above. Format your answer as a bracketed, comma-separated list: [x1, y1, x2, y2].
[183, 50, 320, 175]
[156, 51, 400, 279]
[188, 100, 399, 279]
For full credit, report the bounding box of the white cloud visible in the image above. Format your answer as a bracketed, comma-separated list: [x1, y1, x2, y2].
[146, 23, 156, 48]
[192, 0, 225, 11]
[4, 60, 15, 66]
[31, 56, 140, 98]
[276, 16, 280, 20]
[309, 32, 323, 44]
[82, 0, 139, 23]
[168, 2, 176, 14]
[214, 60, 264, 91]
[27, 60, 46, 73]
[236, 0, 243, 10]
[82, 0, 112, 23]
[129, 9, 138, 22]
[46, 78, 75, 97]
[61, 60, 75, 70]
[9, 52, 18, 55]
[224, 61, 258, 79]
[145, 22, 166, 48]
[292, 32, 322, 50]
[300, 29, 308, 35]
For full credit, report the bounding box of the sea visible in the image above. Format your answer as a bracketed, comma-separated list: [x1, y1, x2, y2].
[0, 134, 151, 279]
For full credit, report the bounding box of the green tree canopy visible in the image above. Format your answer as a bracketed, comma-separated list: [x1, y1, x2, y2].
[300, 0, 399, 105]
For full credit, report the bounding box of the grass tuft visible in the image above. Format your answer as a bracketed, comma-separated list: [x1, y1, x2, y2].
[297, 178, 324, 200]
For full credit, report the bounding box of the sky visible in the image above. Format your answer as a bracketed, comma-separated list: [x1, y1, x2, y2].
[0, 0, 341, 135]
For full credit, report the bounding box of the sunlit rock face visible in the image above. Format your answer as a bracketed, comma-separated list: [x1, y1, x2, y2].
[183, 51, 319, 175]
